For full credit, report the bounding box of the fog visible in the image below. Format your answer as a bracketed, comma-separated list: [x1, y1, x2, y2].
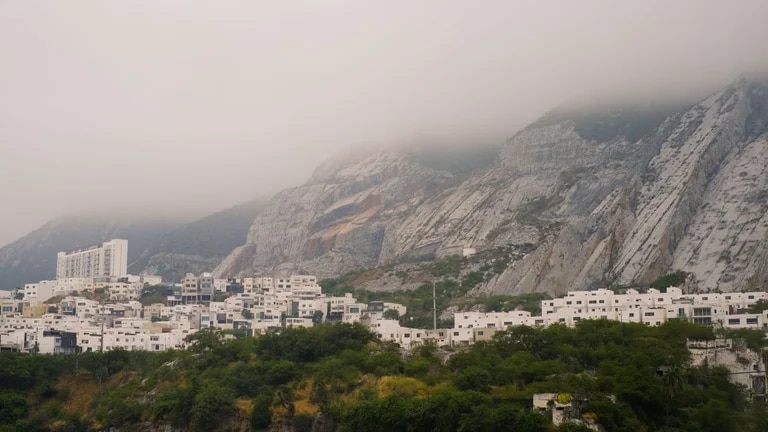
[1, 0, 767, 246]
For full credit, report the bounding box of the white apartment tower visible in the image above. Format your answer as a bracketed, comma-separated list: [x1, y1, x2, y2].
[55, 239, 128, 280]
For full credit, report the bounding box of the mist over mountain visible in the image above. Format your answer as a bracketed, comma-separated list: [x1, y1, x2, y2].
[3, 74, 768, 296]
[216, 75, 768, 294]
[0, 197, 268, 289]
[128, 198, 268, 282]
[0, 216, 183, 289]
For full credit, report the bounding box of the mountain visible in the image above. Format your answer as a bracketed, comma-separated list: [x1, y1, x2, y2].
[0, 216, 183, 289]
[217, 75, 768, 294]
[0, 198, 267, 289]
[128, 198, 267, 282]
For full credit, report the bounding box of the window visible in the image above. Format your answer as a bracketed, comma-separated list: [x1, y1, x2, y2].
[693, 307, 712, 317]
[576, 301, 582, 305]
[599, 300, 605, 304]
[566, 301, 572, 305]
[725, 296, 731, 300]
[477, 331, 484, 336]
[657, 298, 663, 302]
[749, 295, 755, 300]
[728, 318, 740, 325]
[629, 313, 635, 317]
[589, 300, 597, 304]
[644, 312, 655, 317]
[453, 332, 459, 336]
[747, 318, 759, 325]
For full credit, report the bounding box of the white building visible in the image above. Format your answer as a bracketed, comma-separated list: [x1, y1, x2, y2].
[23, 280, 58, 303]
[56, 239, 128, 280]
[126, 274, 162, 286]
[179, 273, 214, 304]
[105, 281, 144, 301]
[539, 287, 768, 329]
[1, 273, 414, 353]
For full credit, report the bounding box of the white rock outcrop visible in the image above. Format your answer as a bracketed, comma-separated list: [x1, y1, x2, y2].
[217, 77, 768, 294]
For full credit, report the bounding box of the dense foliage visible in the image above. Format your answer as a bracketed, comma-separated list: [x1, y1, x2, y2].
[1, 321, 766, 431]
[649, 271, 690, 291]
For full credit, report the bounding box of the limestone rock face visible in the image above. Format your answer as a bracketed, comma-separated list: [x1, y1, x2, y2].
[218, 77, 768, 294]
[215, 153, 455, 277]
[614, 78, 768, 291]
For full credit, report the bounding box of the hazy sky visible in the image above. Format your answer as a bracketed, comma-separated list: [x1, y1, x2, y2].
[1, 0, 767, 247]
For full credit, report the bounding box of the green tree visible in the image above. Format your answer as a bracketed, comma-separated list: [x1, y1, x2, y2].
[453, 366, 492, 392]
[747, 299, 768, 314]
[649, 271, 688, 291]
[251, 393, 273, 430]
[184, 327, 224, 352]
[0, 392, 27, 426]
[190, 382, 235, 432]
[312, 310, 324, 324]
[382, 309, 400, 320]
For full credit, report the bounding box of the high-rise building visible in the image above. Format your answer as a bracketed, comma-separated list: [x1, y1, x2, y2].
[55, 239, 128, 280]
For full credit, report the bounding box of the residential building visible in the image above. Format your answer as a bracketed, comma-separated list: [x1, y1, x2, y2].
[56, 239, 128, 280]
[179, 273, 214, 304]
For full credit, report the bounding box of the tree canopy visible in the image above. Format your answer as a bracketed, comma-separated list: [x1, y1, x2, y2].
[0, 320, 766, 431]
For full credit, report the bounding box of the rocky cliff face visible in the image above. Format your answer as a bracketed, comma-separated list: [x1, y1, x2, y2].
[615, 78, 768, 290]
[215, 153, 456, 277]
[219, 77, 768, 294]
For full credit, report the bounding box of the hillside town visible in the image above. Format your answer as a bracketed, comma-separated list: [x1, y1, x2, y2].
[1, 239, 768, 355]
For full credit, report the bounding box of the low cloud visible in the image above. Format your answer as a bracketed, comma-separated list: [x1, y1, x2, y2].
[1, 0, 767, 245]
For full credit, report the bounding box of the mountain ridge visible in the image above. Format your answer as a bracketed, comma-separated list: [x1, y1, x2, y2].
[217, 76, 768, 294]
[0, 198, 268, 288]
[0, 216, 183, 289]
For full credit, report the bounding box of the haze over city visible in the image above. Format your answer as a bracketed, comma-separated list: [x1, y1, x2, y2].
[2, 0, 768, 247]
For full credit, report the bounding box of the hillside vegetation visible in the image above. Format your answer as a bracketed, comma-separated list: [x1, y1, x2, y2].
[1, 321, 767, 431]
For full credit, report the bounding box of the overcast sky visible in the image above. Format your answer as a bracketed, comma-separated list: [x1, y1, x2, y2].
[1, 0, 767, 247]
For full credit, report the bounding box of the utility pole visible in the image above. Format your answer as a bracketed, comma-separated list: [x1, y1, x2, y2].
[99, 299, 105, 352]
[433, 283, 437, 330]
